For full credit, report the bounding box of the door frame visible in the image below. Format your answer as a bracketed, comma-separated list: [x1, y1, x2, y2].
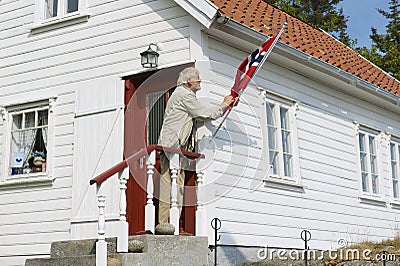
[123, 63, 196, 235]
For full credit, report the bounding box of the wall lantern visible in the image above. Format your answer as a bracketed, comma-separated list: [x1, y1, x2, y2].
[140, 43, 159, 68]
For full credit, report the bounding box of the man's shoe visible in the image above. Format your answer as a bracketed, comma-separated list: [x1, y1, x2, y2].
[179, 229, 193, 236]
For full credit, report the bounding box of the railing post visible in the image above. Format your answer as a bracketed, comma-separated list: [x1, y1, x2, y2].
[118, 167, 129, 252]
[170, 153, 179, 235]
[96, 194, 107, 266]
[145, 151, 156, 234]
[196, 169, 207, 236]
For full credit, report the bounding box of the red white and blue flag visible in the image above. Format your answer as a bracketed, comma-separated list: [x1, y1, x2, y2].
[213, 24, 286, 137]
[230, 35, 277, 100]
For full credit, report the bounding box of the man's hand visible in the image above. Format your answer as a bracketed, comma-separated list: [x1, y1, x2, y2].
[220, 95, 235, 109]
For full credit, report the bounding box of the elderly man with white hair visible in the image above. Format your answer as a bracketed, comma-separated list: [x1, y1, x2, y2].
[157, 67, 234, 233]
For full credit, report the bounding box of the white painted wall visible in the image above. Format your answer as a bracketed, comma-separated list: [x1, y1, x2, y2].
[198, 35, 400, 250]
[0, 0, 192, 264]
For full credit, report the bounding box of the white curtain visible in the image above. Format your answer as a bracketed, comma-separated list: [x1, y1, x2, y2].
[10, 129, 37, 167]
[42, 127, 48, 149]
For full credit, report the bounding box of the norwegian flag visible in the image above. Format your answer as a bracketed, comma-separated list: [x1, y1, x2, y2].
[231, 35, 277, 100]
[213, 24, 286, 137]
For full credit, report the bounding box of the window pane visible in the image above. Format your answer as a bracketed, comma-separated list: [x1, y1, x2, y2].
[392, 162, 397, 181]
[269, 151, 278, 175]
[281, 130, 291, 153]
[360, 153, 367, 171]
[268, 127, 277, 149]
[359, 133, 365, 152]
[369, 136, 376, 154]
[394, 180, 399, 198]
[283, 154, 292, 177]
[45, 0, 58, 18]
[280, 107, 289, 130]
[266, 103, 275, 126]
[372, 174, 379, 194]
[370, 155, 377, 174]
[38, 110, 49, 126]
[67, 0, 79, 13]
[25, 112, 35, 128]
[391, 143, 396, 160]
[10, 129, 37, 167]
[12, 114, 22, 130]
[362, 173, 368, 192]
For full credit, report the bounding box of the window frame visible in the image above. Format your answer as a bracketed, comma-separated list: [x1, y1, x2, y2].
[33, 0, 89, 30]
[1, 99, 55, 187]
[355, 124, 384, 199]
[261, 90, 301, 186]
[389, 137, 400, 199]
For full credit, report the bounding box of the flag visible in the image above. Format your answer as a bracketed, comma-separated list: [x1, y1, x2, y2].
[230, 35, 277, 100]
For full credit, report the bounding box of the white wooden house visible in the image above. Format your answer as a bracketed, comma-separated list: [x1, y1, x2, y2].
[1, 0, 400, 265]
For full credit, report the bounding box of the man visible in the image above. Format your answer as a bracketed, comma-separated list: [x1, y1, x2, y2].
[157, 67, 234, 228]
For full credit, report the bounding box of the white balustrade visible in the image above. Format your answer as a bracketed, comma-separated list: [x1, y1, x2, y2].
[169, 153, 180, 235]
[118, 167, 129, 252]
[145, 151, 156, 234]
[96, 195, 107, 266]
[195, 170, 207, 236]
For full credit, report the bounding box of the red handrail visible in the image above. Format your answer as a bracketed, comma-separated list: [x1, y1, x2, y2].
[89, 144, 205, 185]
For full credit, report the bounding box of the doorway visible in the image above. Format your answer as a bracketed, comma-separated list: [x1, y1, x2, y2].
[123, 63, 196, 235]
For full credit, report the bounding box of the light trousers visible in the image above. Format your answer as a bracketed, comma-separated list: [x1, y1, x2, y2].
[158, 152, 187, 224]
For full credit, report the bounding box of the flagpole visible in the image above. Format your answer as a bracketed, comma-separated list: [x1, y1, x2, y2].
[212, 22, 287, 138]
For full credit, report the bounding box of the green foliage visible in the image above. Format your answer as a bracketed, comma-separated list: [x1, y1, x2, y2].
[265, 0, 400, 80]
[264, 0, 351, 45]
[362, 0, 400, 80]
[356, 0, 400, 80]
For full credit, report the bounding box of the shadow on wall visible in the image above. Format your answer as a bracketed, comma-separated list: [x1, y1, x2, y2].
[209, 233, 248, 265]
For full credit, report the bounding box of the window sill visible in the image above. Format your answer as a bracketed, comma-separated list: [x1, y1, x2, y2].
[0, 173, 54, 190]
[263, 176, 304, 193]
[390, 199, 400, 209]
[30, 13, 90, 34]
[358, 194, 387, 206]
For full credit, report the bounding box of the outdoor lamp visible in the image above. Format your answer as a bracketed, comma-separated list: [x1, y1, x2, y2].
[140, 43, 159, 68]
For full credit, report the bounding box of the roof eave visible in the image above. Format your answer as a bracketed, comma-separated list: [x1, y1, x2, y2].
[213, 17, 400, 105]
[173, 0, 219, 28]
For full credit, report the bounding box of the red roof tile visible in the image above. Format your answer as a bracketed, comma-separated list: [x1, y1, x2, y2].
[210, 0, 400, 96]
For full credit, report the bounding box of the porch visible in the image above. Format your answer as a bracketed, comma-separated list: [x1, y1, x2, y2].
[88, 144, 208, 265]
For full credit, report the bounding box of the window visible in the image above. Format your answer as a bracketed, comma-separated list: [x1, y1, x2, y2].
[390, 140, 400, 198]
[9, 106, 49, 176]
[263, 94, 299, 183]
[33, 0, 88, 30]
[357, 130, 379, 194]
[45, 0, 79, 19]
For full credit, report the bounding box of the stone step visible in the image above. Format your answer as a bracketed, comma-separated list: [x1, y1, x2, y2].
[25, 235, 209, 266]
[50, 238, 117, 257]
[128, 235, 208, 265]
[25, 255, 121, 266]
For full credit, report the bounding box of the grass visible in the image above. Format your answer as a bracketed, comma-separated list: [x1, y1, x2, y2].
[324, 236, 400, 265]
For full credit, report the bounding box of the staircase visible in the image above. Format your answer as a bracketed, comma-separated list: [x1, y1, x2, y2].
[25, 235, 209, 266]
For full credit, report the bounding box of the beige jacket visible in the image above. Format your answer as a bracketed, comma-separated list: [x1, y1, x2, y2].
[158, 86, 223, 149]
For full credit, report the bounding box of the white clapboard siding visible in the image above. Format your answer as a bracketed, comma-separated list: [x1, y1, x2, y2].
[0, 0, 194, 263]
[204, 35, 400, 249]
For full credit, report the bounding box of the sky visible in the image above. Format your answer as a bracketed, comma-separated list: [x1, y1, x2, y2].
[337, 0, 390, 48]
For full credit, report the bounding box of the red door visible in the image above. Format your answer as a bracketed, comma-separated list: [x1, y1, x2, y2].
[123, 63, 196, 235]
